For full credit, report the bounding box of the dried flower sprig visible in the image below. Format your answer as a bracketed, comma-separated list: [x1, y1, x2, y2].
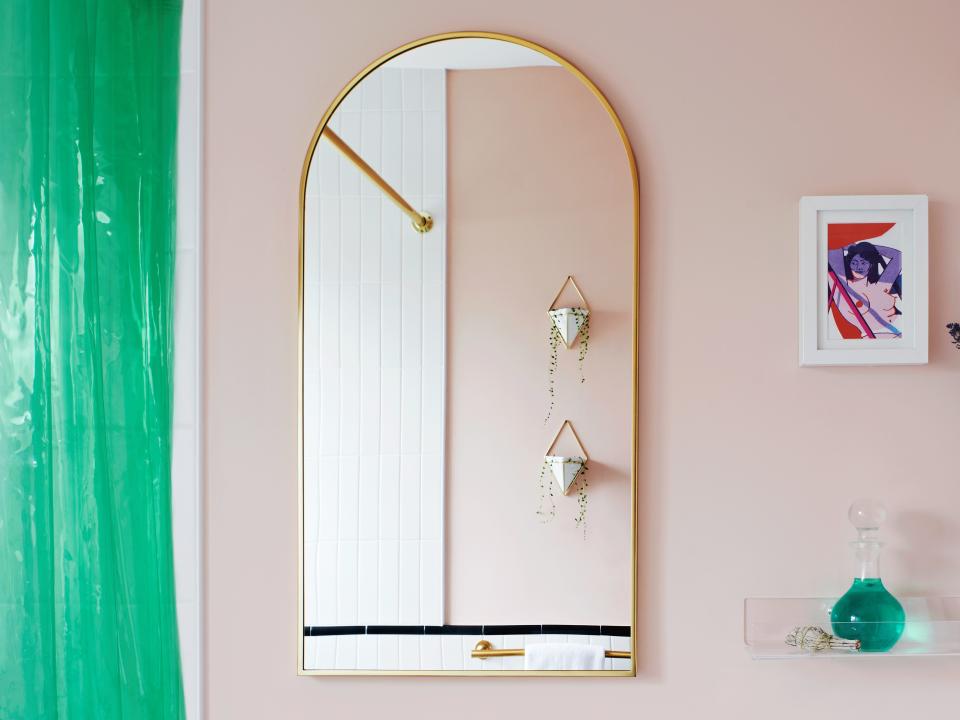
[947, 322, 960, 349]
[785, 626, 860, 652]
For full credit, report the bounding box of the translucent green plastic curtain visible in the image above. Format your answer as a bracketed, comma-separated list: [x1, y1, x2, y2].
[0, 1, 185, 718]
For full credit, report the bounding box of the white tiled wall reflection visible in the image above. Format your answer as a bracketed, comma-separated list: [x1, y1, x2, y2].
[304, 633, 631, 672]
[304, 68, 447, 628]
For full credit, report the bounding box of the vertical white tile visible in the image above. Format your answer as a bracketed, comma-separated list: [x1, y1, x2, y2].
[401, 69, 423, 110]
[378, 635, 399, 670]
[319, 197, 340, 284]
[335, 635, 358, 670]
[303, 542, 318, 624]
[422, 111, 443, 197]
[339, 284, 360, 368]
[420, 634, 443, 671]
[401, 222, 423, 288]
[359, 281, 381, 365]
[338, 456, 359, 540]
[361, 69, 382, 111]
[398, 455, 420, 540]
[318, 140, 340, 197]
[359, 366, 380, 456]
[441, 635, 463, 671]
[360, 197, 381, 283]
[420, 366, 442, 454]
[338, 111, 361, 194]
[420, 539, 442, 625]
[341, 196, 361, 282]
[315, 541, 338, 624]
[317, 456, 339, 541]
[379, 454, 400, 540]
[381, 69, 402, 110]
[420, 456, 441, 541]
[399, 367, 421, 454]
[339, 366, 360, 455]
[399, 635, 420, 670]
[357, 540, 378, 624]
[378, 539, 400, 623]
[379, 367, 401, 454]
[380, 284, 401, 368]
[319, 370, 341, 456]
[359, 113, 382, 197]
[356, 634, 378, 670]
[381, 110, 402, 187]
[336, 541, 358, 625]
[307, 636, 338, 670]
[380, 204, 402, 282]
[358, 455, 379, 541]
[401, 111, 423, 197]
[318, 282, 340, 368]
[421, 69, 443, 111]
[398, 540, 420, 624]
[339, 81, 362, 112]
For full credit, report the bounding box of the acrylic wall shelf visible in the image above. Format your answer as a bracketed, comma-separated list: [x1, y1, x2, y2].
[744, 596, 960, 658]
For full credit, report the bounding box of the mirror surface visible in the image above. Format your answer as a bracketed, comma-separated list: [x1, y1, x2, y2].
[301, 35, 636, 674]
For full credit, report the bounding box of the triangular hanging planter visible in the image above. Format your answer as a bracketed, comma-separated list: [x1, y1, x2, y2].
[549, 307, 589, 348]
[543, 420, 589, 496]
[547, 276, 590, 349]
[545, 455, 587, 495]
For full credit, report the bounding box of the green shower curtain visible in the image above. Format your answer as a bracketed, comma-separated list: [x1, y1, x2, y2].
[0, 1, 185, 718]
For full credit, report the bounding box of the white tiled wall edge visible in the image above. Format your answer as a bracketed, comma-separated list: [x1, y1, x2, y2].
[304, 68, 447, 628]
[172, 0, 202, 717]
[304, 633, 631, 672]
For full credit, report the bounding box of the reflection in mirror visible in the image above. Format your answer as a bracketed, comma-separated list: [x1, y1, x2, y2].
[301, 36, 635, 674]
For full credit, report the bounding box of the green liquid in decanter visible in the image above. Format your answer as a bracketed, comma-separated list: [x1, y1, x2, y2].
[830, 577, 905, 652]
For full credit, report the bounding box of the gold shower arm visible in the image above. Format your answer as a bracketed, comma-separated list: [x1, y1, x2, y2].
[321, 128, 434, 233]
[471, 640, 630, 660]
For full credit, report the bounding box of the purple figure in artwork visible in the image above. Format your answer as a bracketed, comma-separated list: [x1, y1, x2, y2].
[827, 241, 902, 338]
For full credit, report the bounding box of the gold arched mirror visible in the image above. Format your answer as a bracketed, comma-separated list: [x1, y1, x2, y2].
[299, 32, 638, 676]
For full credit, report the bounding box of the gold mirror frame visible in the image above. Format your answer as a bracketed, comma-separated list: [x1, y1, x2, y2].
[297, 31, 639, 677]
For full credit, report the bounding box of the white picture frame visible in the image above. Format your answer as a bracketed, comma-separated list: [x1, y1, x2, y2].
[799, 194, 928, 366]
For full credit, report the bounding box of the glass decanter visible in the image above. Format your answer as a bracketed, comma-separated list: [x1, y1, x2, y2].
[830, 499, 905, 652]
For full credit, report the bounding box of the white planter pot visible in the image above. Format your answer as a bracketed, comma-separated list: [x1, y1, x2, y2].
[544, 455, 586, 495]
[549, 307, 588, 348]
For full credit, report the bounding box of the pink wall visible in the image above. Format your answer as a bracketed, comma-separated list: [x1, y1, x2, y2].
[445, 67, 633, 624]
[206, 1, 960, 717]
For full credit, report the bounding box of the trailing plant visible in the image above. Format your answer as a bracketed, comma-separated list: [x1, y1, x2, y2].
[573, 466, 589, 539]
[570, 307, 590, 384]
[544, 321, 562, 424]
[536, 458, 557, 523]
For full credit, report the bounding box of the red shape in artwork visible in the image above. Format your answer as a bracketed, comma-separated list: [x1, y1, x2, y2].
[827, 222, 895, 250]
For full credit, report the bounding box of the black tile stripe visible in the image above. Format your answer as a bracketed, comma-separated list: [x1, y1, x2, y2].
[303, 624, 631, 637]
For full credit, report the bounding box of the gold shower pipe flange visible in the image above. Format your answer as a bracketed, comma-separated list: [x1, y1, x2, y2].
[321, 128, 434, 233]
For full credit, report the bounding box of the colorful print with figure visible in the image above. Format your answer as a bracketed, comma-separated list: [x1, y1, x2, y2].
[827, 223, 903, 340]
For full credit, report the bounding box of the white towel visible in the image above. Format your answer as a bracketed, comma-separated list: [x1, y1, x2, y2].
[524, 642, 605, 670]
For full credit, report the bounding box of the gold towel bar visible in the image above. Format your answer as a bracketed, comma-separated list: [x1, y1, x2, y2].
[471, 639, 631, 659]
[321, 128, 433, 233]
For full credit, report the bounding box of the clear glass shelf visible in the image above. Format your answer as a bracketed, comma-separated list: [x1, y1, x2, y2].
[744, 596, 960, 658]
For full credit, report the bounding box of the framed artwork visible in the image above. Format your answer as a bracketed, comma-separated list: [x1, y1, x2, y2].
[799, 195, 928, 366]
